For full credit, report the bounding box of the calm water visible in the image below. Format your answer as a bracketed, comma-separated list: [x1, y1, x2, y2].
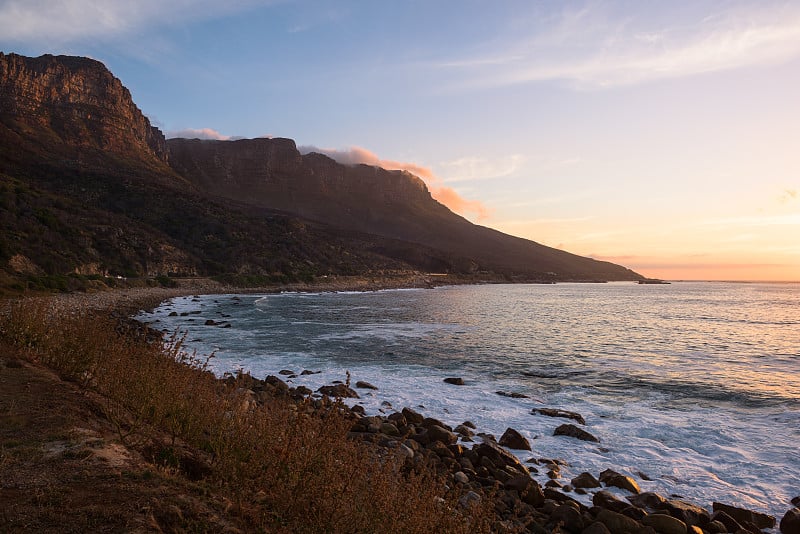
[138, 282, 800, 517]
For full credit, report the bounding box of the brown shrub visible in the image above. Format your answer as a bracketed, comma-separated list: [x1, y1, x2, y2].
[0, 298, 493, 532]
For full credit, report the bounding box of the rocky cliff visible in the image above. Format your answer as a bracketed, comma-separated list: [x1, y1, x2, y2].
[0, 52, 642, 284]
[0, 52, 167, 164]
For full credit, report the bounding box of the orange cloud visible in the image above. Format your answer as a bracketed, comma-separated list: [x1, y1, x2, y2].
[299, 145, 490, 221]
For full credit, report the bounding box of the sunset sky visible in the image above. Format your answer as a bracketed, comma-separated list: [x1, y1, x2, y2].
[2, 1, 798, 281]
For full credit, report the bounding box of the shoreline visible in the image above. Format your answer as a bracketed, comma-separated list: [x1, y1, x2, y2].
[5, 284, 796, 533]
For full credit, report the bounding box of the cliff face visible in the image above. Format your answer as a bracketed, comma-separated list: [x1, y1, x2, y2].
[167, 138, 436, 225]
[0, 53, 167, 163]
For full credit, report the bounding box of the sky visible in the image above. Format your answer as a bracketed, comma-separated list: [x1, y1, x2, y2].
[1, 0, 799, 281]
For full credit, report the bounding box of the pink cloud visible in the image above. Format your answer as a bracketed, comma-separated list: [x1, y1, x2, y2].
[299, 145, 490, 221]
[166, 127, 230, 140]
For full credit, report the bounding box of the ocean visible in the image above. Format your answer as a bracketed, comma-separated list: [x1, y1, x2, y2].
[136, 281, 800, 518]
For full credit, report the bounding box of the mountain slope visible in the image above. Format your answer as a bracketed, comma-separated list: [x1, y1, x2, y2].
[168, 137, 640, 280]
[0, 52, 641, 286]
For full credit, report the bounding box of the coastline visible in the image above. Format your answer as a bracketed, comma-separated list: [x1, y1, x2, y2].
[3, 283, 796, 533]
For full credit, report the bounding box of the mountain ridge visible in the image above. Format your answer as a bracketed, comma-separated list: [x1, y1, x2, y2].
[0, 52, 642, 288]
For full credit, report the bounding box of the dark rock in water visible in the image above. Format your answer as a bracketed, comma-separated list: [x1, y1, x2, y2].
[350, 405, 366, 416]
[593, 490, 630, 513]
[499, 427, 532, 451]
[454, 424, 474, 437]
[781, 508, 800, 534]
[168, 311, 178, 316]
[599, 469, 640, 494]
[221, 323, 232, 328]
[713, 502, 776, 530]
[497, 390, 529, 399]
[293, 385, 312, 396]
[793, 497, 800, 507]
[180, 312, 189, 316]
[532, 408, 586, 425]
[444, 377, 465, 385]
[355, 380, 378, 390]
[278, 369, 294, 376]
[421, 417, 450, 430]
[317, 384, 360, 398]
[300, 370, 320, 375]
[473, 441, 530, 475]
[571, 472, 601, 489]
[627, 491, 667, 510]
[401, 407, 424, 425]
[553, 423, 599, 442]
[504, 475, 545, 507]
[204, 319, 218, 326]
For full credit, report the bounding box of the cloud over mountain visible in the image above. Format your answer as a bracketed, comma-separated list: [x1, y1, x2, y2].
[299, 145, 490, 221]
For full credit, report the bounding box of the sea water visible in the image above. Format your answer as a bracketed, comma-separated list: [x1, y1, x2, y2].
[137, 282, 800, 518]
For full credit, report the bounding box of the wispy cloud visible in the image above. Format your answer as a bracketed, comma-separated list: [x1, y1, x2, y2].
[438, 3, 800, 89]
[438, 154, 525, 183]
[299, 145, 490, 221]
[0, 0, 275, 46]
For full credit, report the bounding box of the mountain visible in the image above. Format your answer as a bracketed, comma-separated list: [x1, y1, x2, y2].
[0, 52, 642, 289]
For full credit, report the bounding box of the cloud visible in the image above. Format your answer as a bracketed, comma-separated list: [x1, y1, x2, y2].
[165, 127, 230, 140]
[299, 145, 490, 221]
[438, 3, 800, 89]
[439, 154, 525, 183]
[779, 189, 798, 203]
[0, 0, 274, 46]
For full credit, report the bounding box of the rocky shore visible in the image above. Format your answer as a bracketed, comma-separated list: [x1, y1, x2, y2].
[6, 283, 796, 533]
[217, 367, 797, 534]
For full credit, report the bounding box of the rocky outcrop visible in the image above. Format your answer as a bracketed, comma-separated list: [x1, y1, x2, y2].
[0, 52, 167, 163]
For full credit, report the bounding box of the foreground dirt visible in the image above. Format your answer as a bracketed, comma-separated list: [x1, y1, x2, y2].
[0, 347, 243, 533]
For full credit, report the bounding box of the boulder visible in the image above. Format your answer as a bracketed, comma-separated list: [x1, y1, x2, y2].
[458, 491, 481, 509]
[572, 472, 601, 489]
[532, 408, 586, 425]
[582, 521, 612, 534]
[444, 377, 465, 385]
[379, 422, 400, 436]
[426, 424, 457, 445]
[642, 514, 687, 534]
[599, 469, 640, 494]
[401, 407, 424, 425]
[793, 497, 800, 507]
[278, 369, 294, 376]
[204, 319, 218, 325]
[781, 508, 800, 534]
[355, 380, 378, 390]
[711, 511, 743, 533]
[712, 502, 776, 530]
[596, 508, 642, 534]
[499, 427, 532, 451]
[628, 492, 668, 511]
[554, 424, 599, 442]
[454, 424, 474, 438]
[317, 384, 360, 398]
[264, 375, 289, 393]
[664, 500, 711, 528]
[593, 490, 630, 513]
[550, 504, 584, 533]
[504, 475, 545, 507]
[473, 441, 530, 475]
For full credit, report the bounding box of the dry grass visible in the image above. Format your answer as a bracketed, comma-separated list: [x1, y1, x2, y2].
[1, 299, 493, 533]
